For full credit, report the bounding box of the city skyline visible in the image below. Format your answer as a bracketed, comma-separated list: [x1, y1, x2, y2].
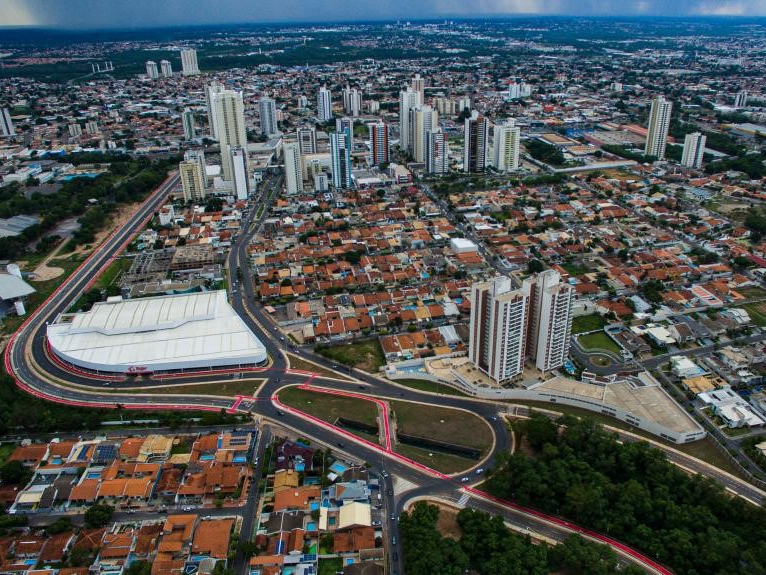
[3, 0, 766, 28]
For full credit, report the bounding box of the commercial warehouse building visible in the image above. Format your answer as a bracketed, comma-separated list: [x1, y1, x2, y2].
[47, 290, 267, 374]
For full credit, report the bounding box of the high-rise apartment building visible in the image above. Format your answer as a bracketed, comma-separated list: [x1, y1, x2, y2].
[492, 121, 521, 172]
[336, 117, 353, 137]
[0, 108, 15, 137]
[645, 96, 672, 160]
[409, 105, 438, 163]
[425, 129, 448, 174]
[463, 113, 489, 173]
[259, 96, 278, 136]
[283, 142, 303, 195]
[330, 129, 352, 189]
[145, 60, 159, 79]
[411, 74, 425, 96]
[735, 90, 749, 107]
[213, 90, 247, 182]
[399, 87, 423, 154]
[681, 132, 707, 169]
[522, 270, 575, 372]
[85, 120, 99, 135]
[180, 49, 199, 75]
[468, 276, 529, 384]
[179, 151, 207, 202]
[160, 59, 173, 77]
[182, 109, 195, 141]
[369, 122, 389, 166]
[206, 82, 224, 139]
[68, 123, 82, 139]
[342, 86, 362, 117]
[468, 271, 575, 382]
[317, 87, 333, 122]
[296, 126, 317, 155]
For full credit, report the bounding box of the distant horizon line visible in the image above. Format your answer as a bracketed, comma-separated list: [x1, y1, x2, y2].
[2, 13, 766, 32]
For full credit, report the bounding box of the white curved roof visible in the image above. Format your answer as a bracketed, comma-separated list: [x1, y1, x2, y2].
[48, 290, 267, 373]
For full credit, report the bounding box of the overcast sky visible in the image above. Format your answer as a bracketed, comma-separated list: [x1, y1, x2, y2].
[2, 0, 765, 28]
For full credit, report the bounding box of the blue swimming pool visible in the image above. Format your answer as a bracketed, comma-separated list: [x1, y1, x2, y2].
[199, 455, 214, 461]
[233, 456, 246, 463]
[306, 522, 317, 531]
[329, 462, 348, 474]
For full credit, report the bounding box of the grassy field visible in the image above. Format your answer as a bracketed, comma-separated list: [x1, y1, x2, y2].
[94, 257, 132, 290]
[578, 331, 621, 354]
[572, 313, 608, 334]
[287, 353, 353, 381]
[510, 400, 744, 478]
[315, 340, 386, 373]
[278, 386, 379, 428]
[395, 443, 477, 475]
[561, 262, 590, 277]
[737, 286, 766, 300]
[392, 378, 470, 397]
[738, 302, 766, 326]
[137, 379, 265, 397]
[0, 443, 15, 465]
[391, 400, 493, 451]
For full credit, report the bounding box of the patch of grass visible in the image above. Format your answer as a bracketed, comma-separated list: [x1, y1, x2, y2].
[278, 386, 379, 428]
[0, 443, 15, 465]
[738, 302, 766, 327]
[561, 262, 590, 277]
[94, 257, 132, 290]
[137, 379, 265, 397]
[578, 331, 621, 354]
[318, 558, 343, 575]
[395, 443, 476, 475]
[392, 378, 470, 397]
[738, 286, 766, 300]
[287, 353, 353, 381]
[315, 340, 386, 373]
[391, 400, 492, 452]
[572, 314, 607, 334]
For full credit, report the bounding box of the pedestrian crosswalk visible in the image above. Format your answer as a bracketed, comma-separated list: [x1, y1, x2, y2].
[457, 493, 471, 507]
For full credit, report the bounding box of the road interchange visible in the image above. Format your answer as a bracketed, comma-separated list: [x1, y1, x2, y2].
[6, 172, 765, 575]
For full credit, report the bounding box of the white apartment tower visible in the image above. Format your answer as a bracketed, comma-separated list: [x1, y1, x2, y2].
[145, 60, 159, 79]
[206, 82, 224, 139]
[160, 59, 173, 77]
[468, 276, 529, 384]
[399, 86, 423, 154]
[259, 96, 278, 136]
[409, 105, 439, 163]
[492, 121, 521, 172]
[342, 86, 362, 117]
[464, 112, 489, 173]
[411, 74, 425, 96]
[296, 126, 317, 156]
[317, 86, 333, 122]
[180, 49, 199, 75]
[0, 108, 15, 137]
[68, 123, 82, 139]
[283, 142, 303, 195]
[213, 90, 247, 182]
[522, 270, 575, 372]
[681, 132, 707, 169]
[425, 129, 448, 174]
[735, 90, 749, 108]
[179, 151, 207, 203]
[645, 96, 672, 160]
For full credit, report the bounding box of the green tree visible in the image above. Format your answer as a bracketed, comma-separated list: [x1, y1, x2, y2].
[84, 503, 114, 528]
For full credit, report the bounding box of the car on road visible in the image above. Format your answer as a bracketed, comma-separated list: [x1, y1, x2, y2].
[387, 488, 393, 496]
[276, 410, 285, 417]
[475, 468, 484, 475]
[337, 442, 345, 448]
[389, 513, 395, 520]
[460, 477, 470, 483]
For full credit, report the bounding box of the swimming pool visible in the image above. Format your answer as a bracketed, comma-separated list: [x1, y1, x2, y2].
[329, 462, 348, 474]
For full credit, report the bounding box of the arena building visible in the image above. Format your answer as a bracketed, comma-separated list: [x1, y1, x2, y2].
[47, 290, 267, 374]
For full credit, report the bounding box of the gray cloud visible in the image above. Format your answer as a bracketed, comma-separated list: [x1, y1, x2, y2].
[2, 0, 766, 28]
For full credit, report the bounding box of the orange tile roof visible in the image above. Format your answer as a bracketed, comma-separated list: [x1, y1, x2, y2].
[191, 519, 233, 559]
